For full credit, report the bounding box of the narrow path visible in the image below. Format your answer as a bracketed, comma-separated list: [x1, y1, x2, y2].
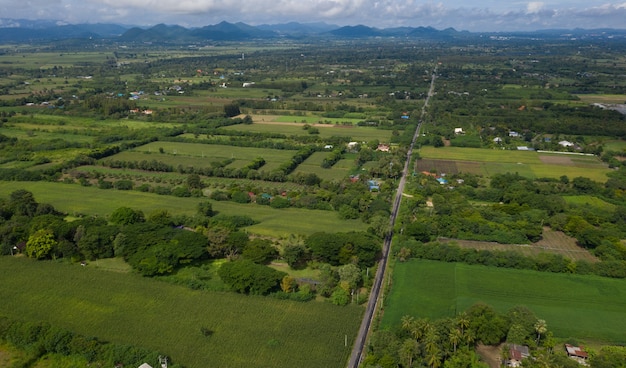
[346, 67, 437, 368]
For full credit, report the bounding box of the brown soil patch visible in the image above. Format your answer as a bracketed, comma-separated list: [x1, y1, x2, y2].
[439, 227, 598, 262]
[539, 155, 574, 165]
[415, 159, 459, 175]
[476, 344, 502, 368]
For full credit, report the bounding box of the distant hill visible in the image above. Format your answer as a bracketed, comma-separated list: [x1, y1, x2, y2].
[0, 18, 625, 43]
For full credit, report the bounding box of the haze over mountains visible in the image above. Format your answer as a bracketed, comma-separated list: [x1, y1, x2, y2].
[1, 18, 626, 43]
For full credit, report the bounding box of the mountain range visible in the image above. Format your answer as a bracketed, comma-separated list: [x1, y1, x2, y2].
[1, 18, 625, 43]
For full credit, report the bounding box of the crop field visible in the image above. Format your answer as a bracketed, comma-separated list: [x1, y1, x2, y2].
[382, 260, 626, 343]
[0, 257, 362, 368]
[106, 142, 296, 172]
[604, 140, 626, 152]
[0, 182, 368, 237]
[219, 116, 394, 141]
[416, 147, 610, 181]
[438, 227, 598, 262]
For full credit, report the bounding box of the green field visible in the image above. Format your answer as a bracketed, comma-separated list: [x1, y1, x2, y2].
[0, 257, 362, 368]
[219, 122, 394, 142]
[417, 147, 611, 182]
[382, 260, 626, 343]
[0, 182, 368, 237]
[564, 195, 617, 210]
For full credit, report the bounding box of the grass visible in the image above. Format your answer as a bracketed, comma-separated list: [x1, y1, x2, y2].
[417, 147, 611, 182]
[219, 119, 394, 142]
[382, 259, 626, 344]
[0, 257, 363, 368]
[0, 182, 368, 237]
[563, 195, 616, 211]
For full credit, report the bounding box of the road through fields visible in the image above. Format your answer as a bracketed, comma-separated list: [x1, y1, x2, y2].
[346, 66, 437, 368]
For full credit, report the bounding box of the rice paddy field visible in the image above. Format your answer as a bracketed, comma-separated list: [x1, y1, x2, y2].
[0, 257, 362, 368]
[382, 259, 626, 344]
[416, 146, 611, 182]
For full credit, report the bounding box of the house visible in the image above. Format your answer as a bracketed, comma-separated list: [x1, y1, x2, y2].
[559, 140, 574, 147]
[347, 142, 359, 151]
[509, 131, 520, 137]
[436, 177, 448, 185]
[324, 145, 333, 149]
[506, 344, 530, 367]
[368, 180, 380, 191]
[454, 128, 465, 135]
[376, 144, 390, 152]
[493, 137, 503, 144]
[565, 344, 588, 364]
[242, 82, 255, 87]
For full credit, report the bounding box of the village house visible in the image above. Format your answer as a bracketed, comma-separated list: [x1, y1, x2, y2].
[506, 344, 530, 367]
[565, 344, 588, 365]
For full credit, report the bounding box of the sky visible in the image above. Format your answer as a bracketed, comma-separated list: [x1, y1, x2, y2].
[1, 0, 626, 32]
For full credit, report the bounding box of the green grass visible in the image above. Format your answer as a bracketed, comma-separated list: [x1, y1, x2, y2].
[382, 260, 626, 343]
[563, 195, 617, 210]
[0, 182, 368, 237]
[0, 257, 362, 368]
[418, 147, 611, 182]
[604, 140, 626, 152]
[219, 122, 394, 142]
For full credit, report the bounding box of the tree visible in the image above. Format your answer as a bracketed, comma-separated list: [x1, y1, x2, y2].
[218, 259, 285, 295]
[534, 319, 547, 345]
[224, 103, 241, 117]
[338, 263, 361, 291]
[109, 207, 144, 225]
[242, 238, 277, 264]
[186, 174, 203, 189]
[25, 229, 56, 259]
[9, 189, 38, 217]
[197, 201, 213, 217]
[280, 275, 297, 293]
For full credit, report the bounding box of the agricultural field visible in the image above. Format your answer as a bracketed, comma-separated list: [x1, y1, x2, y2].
[416, 147, 611, 182]
[0, 181, 368, 237]
[110, 142, 298, 172]
[0, 257, 362, 368]
[382, 260, 626, 344]
[219, 116, 395, 142]
[438, 227, 599, 263]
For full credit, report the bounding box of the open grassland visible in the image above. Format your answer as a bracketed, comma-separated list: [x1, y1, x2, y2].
[438, 227, 598, 263]
[0, 257, 362, 368]
[382, 260, 626, 343]
[292, 152, 352, 181]
[7, 113, 181, 130]
[417, 147, 610, 182]
[0, 182, 367, 237]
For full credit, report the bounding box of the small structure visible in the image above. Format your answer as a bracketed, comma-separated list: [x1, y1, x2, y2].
[376, 144, 390, 152]
[559, 140, 575, 147]
[368, 180, 380, 191]
[509, 131, 520, 137]
[506, 344, 530, 367]
[242, 82, 255, 87]
[493, 137, 503, 144]
[138, 364, 153, 368]
[565, 344, 588, 364]
[324, 144, 333, 149]
[454, 128, 465, 135]
[436, 177, 448, 185]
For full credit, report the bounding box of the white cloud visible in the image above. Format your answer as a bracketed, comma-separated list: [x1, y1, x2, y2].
[1, 0, 626, 31]
[526, 1, 544, 13]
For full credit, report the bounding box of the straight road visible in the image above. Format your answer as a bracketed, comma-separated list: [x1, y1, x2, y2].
[346, 67, 437, 368]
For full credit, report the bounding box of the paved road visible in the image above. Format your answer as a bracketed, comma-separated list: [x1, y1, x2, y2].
[346, 68, 437, 368]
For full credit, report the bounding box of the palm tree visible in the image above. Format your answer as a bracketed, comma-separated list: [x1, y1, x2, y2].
[399, 338, 419, 368]
[534, 319, 548, 345]
[449, 328, 462, 353]
[456, 312, 470, 336]
[401, 315, 415, 332]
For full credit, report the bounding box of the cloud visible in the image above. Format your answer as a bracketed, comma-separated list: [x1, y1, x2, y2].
[1, 0, 626, 31]
[526, 1, 544, 13]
